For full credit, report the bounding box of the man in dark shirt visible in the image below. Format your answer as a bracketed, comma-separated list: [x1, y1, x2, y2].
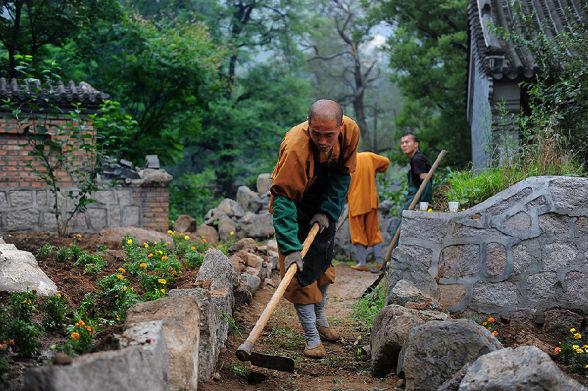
[400, 132, 432, 209]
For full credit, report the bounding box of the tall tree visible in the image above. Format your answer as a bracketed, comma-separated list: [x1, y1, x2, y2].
[0, 0, 120, 77]
[369, 0, 470, 166]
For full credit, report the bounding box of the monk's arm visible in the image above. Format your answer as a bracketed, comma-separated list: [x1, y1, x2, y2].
[272, 196, 303, 254]
[318, 173, 351, 222]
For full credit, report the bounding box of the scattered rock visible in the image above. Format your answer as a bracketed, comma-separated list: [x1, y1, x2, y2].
[216, 198, 245, 219]
[264, 278, 276, 288]
[234, 284, 253, 306]
[241, 273, 261, 292]
[195, 224, 219, 244]
[459, 346, 587, 391]
[212, 372, 221, 381]
[0, 237, 5, 244]
[52, 353, 73, 366]
[229, 255, 246, 273]
[266, 239, 278, 253]
[0, 244, 58, 296]
[436, 364, 471, 391]
[389, 279, 437, 308]
[370, 304, 448, 377]
[256, 173, 272, 194]
[98, 227, 171, 249]
[197, 249, 237, 292]
[236, 186, 264, 213]
[239, 211, 275, 239]
[218, 217, 237, 241]
[400, 319, 503, 391]
[174, 214, 197, 233]
[126, 297, 200, 390]
[230, 238, 258, 253]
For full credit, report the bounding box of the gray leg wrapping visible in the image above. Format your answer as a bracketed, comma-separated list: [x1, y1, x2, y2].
[294, 303, 321, 348]
[315, 284, 330, 328]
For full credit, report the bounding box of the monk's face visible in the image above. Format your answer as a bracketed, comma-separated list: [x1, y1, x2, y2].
[400, 135, 418, 157]
[308, 117, 341, 152]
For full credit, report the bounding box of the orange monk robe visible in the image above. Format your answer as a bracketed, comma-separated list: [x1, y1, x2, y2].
[347, 152, 390, 247]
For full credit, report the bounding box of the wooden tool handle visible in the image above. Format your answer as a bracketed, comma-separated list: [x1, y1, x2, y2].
[237, 223, 320, 360]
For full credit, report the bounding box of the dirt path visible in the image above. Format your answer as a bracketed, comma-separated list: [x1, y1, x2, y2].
[202, 263, 402, 391]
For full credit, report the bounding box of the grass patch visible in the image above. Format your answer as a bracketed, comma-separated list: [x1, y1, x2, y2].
[352, 283, 386, 331]
[270, 325, 305, 350]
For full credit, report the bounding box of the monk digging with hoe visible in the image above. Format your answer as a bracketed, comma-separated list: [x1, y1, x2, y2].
[236, 99, 359, 367]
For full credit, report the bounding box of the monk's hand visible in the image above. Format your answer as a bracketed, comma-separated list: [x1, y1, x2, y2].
[284, 251, 303, 272]
[310, 213, 330, 233]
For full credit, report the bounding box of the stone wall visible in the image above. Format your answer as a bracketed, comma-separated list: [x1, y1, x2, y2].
[0, 170, 171, 233]
[387, 176, 588, 319]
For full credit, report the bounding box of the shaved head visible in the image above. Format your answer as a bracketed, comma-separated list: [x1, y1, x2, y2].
[308, 99, 343, 125]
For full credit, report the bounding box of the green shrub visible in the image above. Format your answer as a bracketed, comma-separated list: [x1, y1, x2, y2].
[56, 243, 83, 263]
[352, 283, 386, 330]
[96, 273, 140, 322]
[74, 252, 107, 275]
[62, 319, 96, 355]
[5, 319, 43, 357]
[42, 293, 70, 331]
[36, 243, 56, 260]
[556, 327, 588, 376]
[9, 291, 36, 323]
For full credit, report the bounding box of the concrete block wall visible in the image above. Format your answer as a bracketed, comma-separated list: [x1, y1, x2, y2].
[387, 176, 588, 318]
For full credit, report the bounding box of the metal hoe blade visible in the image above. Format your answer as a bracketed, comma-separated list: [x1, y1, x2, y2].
[249, 351, 295, 372]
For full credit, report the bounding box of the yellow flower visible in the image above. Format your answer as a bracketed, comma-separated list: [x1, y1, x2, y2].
[157, 250, 163, 255]
[160, 288, 166, 294]
[201, 237, 207, 243]
[161, 255, 168, 262]
[184, 235, 190, 240]
[148, 253, 154, 258]
[127, 239, 133, 245]
[573, 344, 580, 349]
[427, 208, 433, 212]
[585, 364, 588, 369]
[73, 233, 82, 240]
[118, 267, 126, 273]
[191, 246, 196, 251]
[167, 230, 173, 235]
[144, 242, 149, 248]
[574, 333, 582, 340]
[482, 321, 487, 326]
[583, 345, 588, 349]
[158, 278, 167, 285]
[229, 231, 235, 236]
[116, 274, 124, 280]
[70, 332, 80, 340]
[570, 328, 577, 333]
[139, 262, 148, 269]
[575, 349, 584, 354]
[123, 286, 128, 291]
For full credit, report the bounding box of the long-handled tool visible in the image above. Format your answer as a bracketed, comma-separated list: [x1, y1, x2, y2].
[362, 150, 447, 297]
[236, 223, 320, 372]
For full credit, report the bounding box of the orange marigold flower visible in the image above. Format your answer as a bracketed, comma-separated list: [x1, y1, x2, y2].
[487, 316, 496, 323]
[161, 255, 168, 262]
[492, 330, 498, 336]
[139, 262, 148, 269]
[86, 326, 93, 333]
[554, 346, 562, 354]
[191, 246, 196, 251]
[8, 339, 14, 345]
[482, 321, 487, 326]
[148, 253, 154, 258]
[118, 267, 126, 273]
[71, 332, 80, 340]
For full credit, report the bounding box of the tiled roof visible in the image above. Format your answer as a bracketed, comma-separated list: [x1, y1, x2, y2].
[0, 78, 109, 109]
[468, 0, 587, 80]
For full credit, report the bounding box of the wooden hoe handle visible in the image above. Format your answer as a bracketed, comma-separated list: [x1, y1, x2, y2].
[236, 223, 321, 359]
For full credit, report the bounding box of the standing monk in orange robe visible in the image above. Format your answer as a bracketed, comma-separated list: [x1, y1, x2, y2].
[270, 100, 359, 358]
[347, 152, 390, 271]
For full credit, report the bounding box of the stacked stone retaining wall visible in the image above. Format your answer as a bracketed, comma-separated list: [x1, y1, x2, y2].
[388, 176, 588, 318]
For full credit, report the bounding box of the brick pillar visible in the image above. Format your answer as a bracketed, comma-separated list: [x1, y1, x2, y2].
[132, 169, 173, 232]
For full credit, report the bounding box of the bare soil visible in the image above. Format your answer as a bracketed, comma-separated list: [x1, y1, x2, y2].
[201, 263, 403, 391]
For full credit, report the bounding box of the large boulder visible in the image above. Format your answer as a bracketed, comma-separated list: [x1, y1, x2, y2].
[400, 319, 503, 391]
[217, 216, 237, 241]
[126, 297, 200, 391]
[25, 320, 169, 391]
[195, 224, 219, 244]
[371, 304, 448, 377]
[197, 249, 237, 293]
[236, 186, 264, 213]
[256, 173, 272, 194]
[459, 346, 587, 391]
[239, 211, 275, 239]
[174, 214, 197, 233]
[0, 244, 57, 296]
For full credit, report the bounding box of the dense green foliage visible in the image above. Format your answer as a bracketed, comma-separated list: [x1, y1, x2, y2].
[368, 0, 471, 167]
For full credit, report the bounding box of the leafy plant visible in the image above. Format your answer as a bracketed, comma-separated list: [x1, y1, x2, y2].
[554, 327, 588, 376]
[74, 252, 107, 275]
[96, 273, 140, 322]
[352, 283, 386, 330]
[56, 243, 83, 263]
[42, 293, 70, 331]
[62, 319, 95, 355]
[36, 243, 56, 260]
[4, 319, 43, 358]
